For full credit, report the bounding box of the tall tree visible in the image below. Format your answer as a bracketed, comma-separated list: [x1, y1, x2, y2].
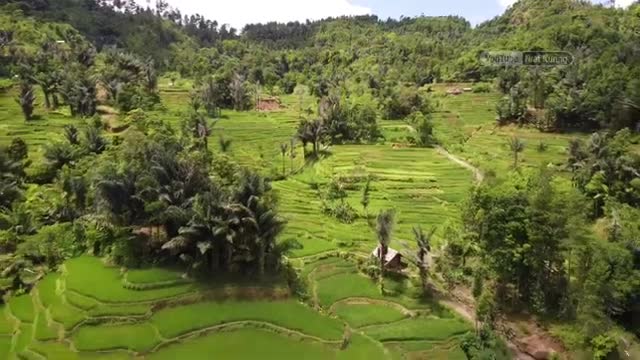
[411, 226, 434, 294]
[375, 209, 395, 292]
[279, 143, 288, 177]
[230, 73, 248, 111]
[508, 137, 525, 169]
[16, 81, 36, 121]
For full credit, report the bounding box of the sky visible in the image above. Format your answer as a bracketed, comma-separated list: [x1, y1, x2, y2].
[154, 0, 637, 30]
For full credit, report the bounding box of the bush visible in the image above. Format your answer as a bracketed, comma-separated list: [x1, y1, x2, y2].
[591, 334, 618, 360]
[381, 84, 433, 120]
[472, 83, 492, 93]
[537, 141, 548, 152]
[409, 111, 437, 147]
[116, 85, 161, 112]
[322, 201, 358, 224]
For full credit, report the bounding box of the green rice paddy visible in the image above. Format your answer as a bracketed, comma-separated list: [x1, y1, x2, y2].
[0, 83, 585, 359]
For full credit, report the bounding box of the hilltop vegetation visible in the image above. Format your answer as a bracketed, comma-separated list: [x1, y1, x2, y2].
[0, 0, 639, 359]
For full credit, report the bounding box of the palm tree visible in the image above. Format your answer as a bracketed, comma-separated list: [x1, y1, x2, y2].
[289, 137, 297, 172]
[361, 178, 371, 220]
[143, 58, 157, 92]
[0, 150, 24, 210]
[279, 143, 288, 177]
[411, 226, 435, 293]
[16, 81, 36, 121]
[376, 209, 395, 292]
[84, 127, 108, 154]
[187, 112, 216, 152]
[240, 197, 285, 277]
[297, 119, 325, 158]
[202, 77, 221, 118]
[64, 125, 80, 145]
[219, 136, 232, 153]
[230, 73, 247, 111]
[43, 141, 79, 170]
[508, 136, 525, 168]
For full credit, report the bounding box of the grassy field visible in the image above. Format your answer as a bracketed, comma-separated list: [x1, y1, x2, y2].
[332, 302, 407, 328]
[0, 81, 592, 359]
[151, 300, 345, 340]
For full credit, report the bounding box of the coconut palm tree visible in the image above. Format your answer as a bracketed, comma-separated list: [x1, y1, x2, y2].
[289, 137, 297, 172]
[376, 209, 395, 292]
[412, 226, 435, 293]
[508, 136, 525, 168]
[239, 196, 285, 277]
[279, 143, 288, 177]
[230, 73, 248, 111]
[16, 81, 36, 121]
[0, 149, 24, 210]
[64, 125, 80, 145]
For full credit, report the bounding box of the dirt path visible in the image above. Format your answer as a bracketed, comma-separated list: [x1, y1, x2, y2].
[401, 122, 484, 184]
[436, 286, 568, 360]
[435, 145, 484, 184]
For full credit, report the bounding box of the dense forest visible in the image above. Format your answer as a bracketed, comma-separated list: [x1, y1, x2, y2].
[0, 0, 639, 359]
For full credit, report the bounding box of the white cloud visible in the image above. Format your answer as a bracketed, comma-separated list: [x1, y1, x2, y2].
[615, 0, 635, 7]
[156, 0, 371, 30]
[498, 0, 636, 8]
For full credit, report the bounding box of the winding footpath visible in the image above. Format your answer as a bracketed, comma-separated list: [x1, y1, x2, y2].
[434, 145, 484, 184]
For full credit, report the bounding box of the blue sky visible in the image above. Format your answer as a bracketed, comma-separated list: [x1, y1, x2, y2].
[158, 0, 634, 30]
[352, 0, 506, 25]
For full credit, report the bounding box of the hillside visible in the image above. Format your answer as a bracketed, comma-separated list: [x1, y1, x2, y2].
[0, 0, 639, 359]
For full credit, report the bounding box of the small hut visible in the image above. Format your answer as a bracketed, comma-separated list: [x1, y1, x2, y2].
[371, 245, 405, 270]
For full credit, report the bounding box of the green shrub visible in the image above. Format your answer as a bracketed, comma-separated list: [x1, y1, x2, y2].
[472, 83, 492, 93]
[116, 85, 161, 112]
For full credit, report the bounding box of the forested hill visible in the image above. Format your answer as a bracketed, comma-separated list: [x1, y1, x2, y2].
[1, 0, 639, 132]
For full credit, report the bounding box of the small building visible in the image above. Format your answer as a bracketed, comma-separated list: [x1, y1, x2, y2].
[371, 245, 405, 270]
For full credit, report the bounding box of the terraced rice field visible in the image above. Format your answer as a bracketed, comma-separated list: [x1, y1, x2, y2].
[0, 255, 471, 359]
[430, 86, 584, 175]
[0, 83, 586, 359]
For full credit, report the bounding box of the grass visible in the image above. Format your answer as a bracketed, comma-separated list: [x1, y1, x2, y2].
[276, 144, 472, 258]
[65, 291, 99, 310]
[88, 303, 151, 317]
[364, 317, 471, 341]
[332, 302, 407, 328]
[28, 341, 132, 360]
[0, 305, 15, 335]
[432, 90, 584, 175]
[0, 85, 498, 360]
[0, 337, 10, 359]
[49, 299, 86, 330]
[15, 323, 33, 353]
[36, 273, 60, 307]
[65, 256, 196, 302]
[315, 271, 422, 309]
[151, 300, 345, 340]
[72, 323, 160, 352]
[8, 295, 36, 323]
[34, 313, 58, 341]
[126, 268, 184, 284]
[148, 328, 387, 360]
